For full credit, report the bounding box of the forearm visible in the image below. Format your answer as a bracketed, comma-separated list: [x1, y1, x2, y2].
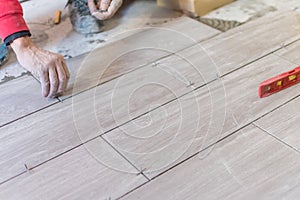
[10, 35, 33, 55]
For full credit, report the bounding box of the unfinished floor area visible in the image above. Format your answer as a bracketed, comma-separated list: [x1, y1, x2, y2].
[0, 0, 300, 199]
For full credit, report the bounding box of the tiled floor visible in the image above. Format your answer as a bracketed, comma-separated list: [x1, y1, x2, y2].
[0, 1, 300, 200]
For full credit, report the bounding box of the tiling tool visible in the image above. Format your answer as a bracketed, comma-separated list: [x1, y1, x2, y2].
[54, 10, 62, 24]
[0, 43, 8, 67]
[258, 66, 300, 98]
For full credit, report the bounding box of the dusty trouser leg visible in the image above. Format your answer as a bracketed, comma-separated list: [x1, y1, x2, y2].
[68, 0, 104, 34]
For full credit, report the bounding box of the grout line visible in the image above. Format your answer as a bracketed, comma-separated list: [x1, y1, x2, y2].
[150, 124, 252, 181]
[98, 37, 300, 138]
[272, 53, 300, 67]
[118, 94, 300, 197]
[58, 52, 175, 102]
[116, 180, 151, 200]
[0, 131, 150, 185]
[118, 107, 300, 198]
[0, 171, 26, 186]
[0, 73, 62, 128]
[100, 136, 151, 181]
[2, 37, 299, 185]
[2, 35, 299, 186]
[2, 25, 300, 189]
[100, 78, 217, 137]
[30, 73, 40, 83]
[59, 30, 300, 102]
[253, 94, 300, 122]
[149, 93, 300, 179]
[0, 100, 61, 129]
[60, 34, 300, 102]
[117, 124, 252, 199]
[252, 123, 300, 154]
[0, 71, 62, 128]
[53, 90, 300, 182]
[58, 31, 221, 102]
[69, 11, 300, 196]
[2, 33, 285, 183]
[220, 37, 300, 78]
[282, 38, 300, 47]
[0, 142, 85, 185]
[58, 34, 300, 139]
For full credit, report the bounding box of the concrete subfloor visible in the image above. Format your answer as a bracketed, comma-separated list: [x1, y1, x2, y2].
[1, 0, 300, 83]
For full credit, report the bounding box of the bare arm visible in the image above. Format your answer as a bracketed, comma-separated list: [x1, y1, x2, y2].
[0, 0, 70, 98]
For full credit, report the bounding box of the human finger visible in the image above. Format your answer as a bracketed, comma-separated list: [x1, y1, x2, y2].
[48, 67, 59, 98]
[40, 70, 50, 97]
[105, 0, 122, 18]
[61, 59, 70, 80]
[91, 0, 122, 20]
[88, 0, 98, 14]
[100, 0, 111, 12]
[55, 61, 69, 95]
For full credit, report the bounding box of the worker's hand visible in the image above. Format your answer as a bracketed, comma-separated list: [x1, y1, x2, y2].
[88, 0, 123, 20]
[11, 36, 70, 98]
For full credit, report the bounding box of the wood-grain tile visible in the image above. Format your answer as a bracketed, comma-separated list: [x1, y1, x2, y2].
[254, 96, 300, 151]
[103, 54, 300, 178]
[62, 16, 220, 99]
[0, 98, 80, 184]
[201, 11, 300, 76]
[121, 125, 300, 200]
[124, 11, 300, 92]
[0, 75, 57, 127]
[253, 38, 300, 151]
[0, 138, 147, 200]
[71, 51, 214, 136]
[273, 39, 300, 64]
[64, 11, 300, 100]
[154, 43, 220, 88]
[2, 11, 299, 197]
[0, 61, 199, 183]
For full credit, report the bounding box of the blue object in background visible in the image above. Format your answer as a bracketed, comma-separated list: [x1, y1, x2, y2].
[0, 43, 8, 66]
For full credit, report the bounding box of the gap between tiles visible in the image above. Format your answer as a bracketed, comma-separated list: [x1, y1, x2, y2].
[3, 33, 297, 185]
[0, 101, 61, 129]
[252, 123, 300, 154]
[17, 35, 297, 182]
